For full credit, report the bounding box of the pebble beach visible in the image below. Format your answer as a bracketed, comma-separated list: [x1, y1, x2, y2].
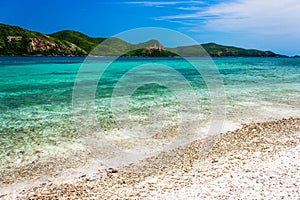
[1, 117, 299, 199]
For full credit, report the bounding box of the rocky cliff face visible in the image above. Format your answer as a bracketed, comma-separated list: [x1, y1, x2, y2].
[0, 23, 87, 56]
[27, 38, 85, 56]
[0, 36, 86, 56]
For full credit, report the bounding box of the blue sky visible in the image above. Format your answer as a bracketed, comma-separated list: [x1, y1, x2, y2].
[1, 0, 300, 55]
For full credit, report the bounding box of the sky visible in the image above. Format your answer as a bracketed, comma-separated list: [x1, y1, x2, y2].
[1, 0, 300, 55]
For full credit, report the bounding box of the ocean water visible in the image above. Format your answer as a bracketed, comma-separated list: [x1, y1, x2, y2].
[0, 56, 300, 168]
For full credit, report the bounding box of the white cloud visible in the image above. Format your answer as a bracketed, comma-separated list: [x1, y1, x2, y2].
[126, 1, 204, 7]
[163, 19, 199, 26]
[126, 1, 182, 6]
[157, 0, 300, 35]
[205, 0, 300, 35]
[177, 6, 204, 11]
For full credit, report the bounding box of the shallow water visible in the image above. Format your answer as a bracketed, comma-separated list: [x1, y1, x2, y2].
[0, 56, 299, 169]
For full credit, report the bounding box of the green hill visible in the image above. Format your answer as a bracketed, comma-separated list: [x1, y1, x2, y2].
[48, 29, 285, 57]
[124, 48, 177, 57]
[90, 38, 176, 56]
[90, 37, 133, 55]
[0, 23, 287, 57]
[49, 30, 105, 53]
[167, 43, 284, 57]
[0, 24, 86, 56]
[202, 43, 281, 57]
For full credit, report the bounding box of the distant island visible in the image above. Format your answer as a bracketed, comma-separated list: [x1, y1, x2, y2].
[0, 23, 289, 57]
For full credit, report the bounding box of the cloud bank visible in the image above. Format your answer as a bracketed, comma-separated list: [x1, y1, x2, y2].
[157, 0, 300, 35]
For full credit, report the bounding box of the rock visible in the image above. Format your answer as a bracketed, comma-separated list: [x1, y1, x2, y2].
[28, 38, 75, 56]
[108, 168, 118, 173]
[7, 36, 22, 42]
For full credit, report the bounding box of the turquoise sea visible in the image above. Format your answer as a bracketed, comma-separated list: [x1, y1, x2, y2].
[0, 57, 300, 169]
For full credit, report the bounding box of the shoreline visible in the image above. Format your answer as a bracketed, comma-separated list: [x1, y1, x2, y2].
[1, 116, 299, 199]
[0, 105, 297, 183]
[0, 55, 298, 58]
